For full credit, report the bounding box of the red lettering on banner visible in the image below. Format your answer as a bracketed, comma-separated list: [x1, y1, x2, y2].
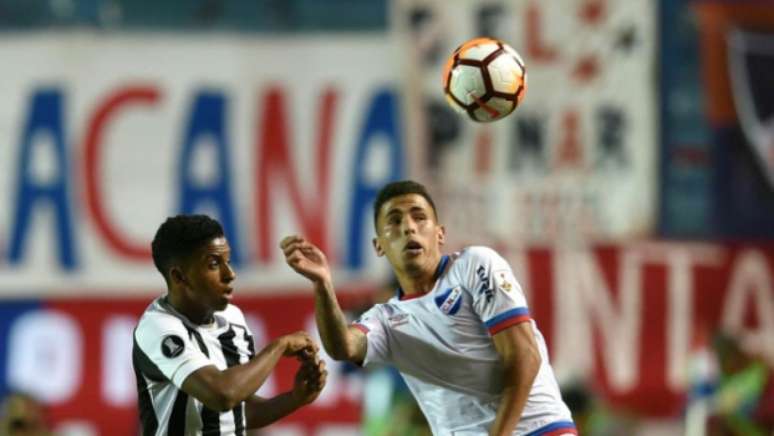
[555, 110, 582, 168]
[255, 87, 335, 261]
[474, 130, 492, 176]
[579, 0, 606, 25]
[83, 86, 160, 260]
[526, 2, 559, 62]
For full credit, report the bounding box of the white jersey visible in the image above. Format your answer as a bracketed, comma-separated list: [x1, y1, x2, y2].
[353, 247, 575, 436]
[133, 297, 256, 436]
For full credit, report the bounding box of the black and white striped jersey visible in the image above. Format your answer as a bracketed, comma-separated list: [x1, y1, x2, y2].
[133, 296, 256, 436]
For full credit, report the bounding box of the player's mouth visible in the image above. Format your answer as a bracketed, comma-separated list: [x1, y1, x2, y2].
[403, 240, 424, 256]
[223, 287, 234, 300]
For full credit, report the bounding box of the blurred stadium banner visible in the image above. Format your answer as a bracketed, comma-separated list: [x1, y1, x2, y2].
[391, 0, 657, 247]
[0, 34, 401, 295]
[661, 1, 774, 238]
[1, 2, 774, 435]
[1, 243, 773, 434]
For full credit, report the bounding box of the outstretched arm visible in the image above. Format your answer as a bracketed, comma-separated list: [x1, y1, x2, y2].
[489, 322, 541, 436]
[313, 279, 368, 363]
[181, 331, 316, 411]
[281, 235, 367, 363]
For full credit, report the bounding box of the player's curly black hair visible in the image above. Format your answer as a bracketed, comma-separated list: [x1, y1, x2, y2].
[151, 214, 224, 283]
[373, 180, 439, 230]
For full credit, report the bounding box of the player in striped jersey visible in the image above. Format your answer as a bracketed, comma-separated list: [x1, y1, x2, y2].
[134, 215, 326, 436]
[281, 181, 576, 436]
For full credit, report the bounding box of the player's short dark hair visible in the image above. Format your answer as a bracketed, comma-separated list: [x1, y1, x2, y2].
[151, 214, 224, 282]
[373, 180, 439, 230]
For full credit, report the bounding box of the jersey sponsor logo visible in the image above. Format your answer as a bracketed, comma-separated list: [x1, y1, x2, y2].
[161, 335, 185, 358]
[476, 265, 494, 303]
[434, 287, 463, 315]
[388, 313, 409, 327]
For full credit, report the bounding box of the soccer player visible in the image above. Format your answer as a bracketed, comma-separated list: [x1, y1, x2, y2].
[134, 215, 326, 435]
[281, 180, 576, 436]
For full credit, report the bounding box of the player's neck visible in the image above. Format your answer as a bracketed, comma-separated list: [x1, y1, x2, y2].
[396, 254, 444, 296]
[166, 292, 214, 325]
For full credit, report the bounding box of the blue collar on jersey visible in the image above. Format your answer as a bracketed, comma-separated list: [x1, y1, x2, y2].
[396, 254, 450, 301]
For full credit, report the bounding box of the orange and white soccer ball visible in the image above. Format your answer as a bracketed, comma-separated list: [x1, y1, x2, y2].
[442, 37, 527, 122]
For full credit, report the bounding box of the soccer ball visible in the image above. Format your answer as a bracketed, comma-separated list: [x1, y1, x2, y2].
[442, 37, 527, 122]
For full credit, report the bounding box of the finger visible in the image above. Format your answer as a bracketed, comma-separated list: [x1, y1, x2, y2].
[295, 331, 312, 342]
[286, 253, 304, 267]
[279, 235, 303, 249]
[295, 350, 314, 362]
[282, 239, 316, 257]
[282, 241, 305, 258]
[298, 343, 319, 358]
[300, 351, 319, 363]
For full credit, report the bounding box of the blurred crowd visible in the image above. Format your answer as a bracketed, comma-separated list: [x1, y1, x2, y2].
[0, 392, 50, 436]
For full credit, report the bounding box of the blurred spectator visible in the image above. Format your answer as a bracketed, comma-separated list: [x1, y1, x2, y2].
[0, 392, 50, 436]
[706, 331, 773, 436]
[561, 382, 633, 436]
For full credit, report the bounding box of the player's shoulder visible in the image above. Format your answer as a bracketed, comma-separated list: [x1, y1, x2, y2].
[135, 297, 186, 338]
[453, 245, 506, 267]
[218, 303, 248, 325]
[355, 301, 394, 324]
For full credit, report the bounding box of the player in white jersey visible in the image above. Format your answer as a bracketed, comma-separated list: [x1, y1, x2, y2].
[134, 215, 327, 436]
[281, 180, 576, 436]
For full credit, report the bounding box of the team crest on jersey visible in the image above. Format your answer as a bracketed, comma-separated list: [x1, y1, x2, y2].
[434, 287, 463, 315]
[161, 335, 185, 358]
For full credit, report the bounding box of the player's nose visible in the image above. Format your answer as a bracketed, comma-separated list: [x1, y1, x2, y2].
[401, 217, 417, 234]
[222, 263, 236, 282]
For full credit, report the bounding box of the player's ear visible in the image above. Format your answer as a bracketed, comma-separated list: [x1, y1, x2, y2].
[437, 225, 446, 246]
[372, 237, 385, 257]
[170, 267, 188, 287]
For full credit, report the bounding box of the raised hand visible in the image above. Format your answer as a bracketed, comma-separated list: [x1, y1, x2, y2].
[280, 235, 332, 285]
[291, 355, 327, 405]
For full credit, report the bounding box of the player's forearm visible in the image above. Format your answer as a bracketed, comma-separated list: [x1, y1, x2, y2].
[313, 279, 354, 361]
[244, 392, 302, 429]
[185, 339, 287, 411]
[219, 339, 286, 407]
[490, 353, 541, 436]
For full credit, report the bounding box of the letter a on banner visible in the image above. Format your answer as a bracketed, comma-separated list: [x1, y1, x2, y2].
[255, 87, 335, 262]
[346, 89, 404, 268]
[9, 89, 78, 269]
[178, 92, 242, 265]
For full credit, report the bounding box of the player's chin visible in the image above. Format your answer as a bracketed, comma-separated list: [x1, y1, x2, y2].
[215, 298, 230, 311]
[401, 257, 425, 274]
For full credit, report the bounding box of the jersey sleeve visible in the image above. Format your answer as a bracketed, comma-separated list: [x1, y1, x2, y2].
[134, 313, 213, 388]
[351, 304, 390, 366]
[464, 246, 531, 335]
